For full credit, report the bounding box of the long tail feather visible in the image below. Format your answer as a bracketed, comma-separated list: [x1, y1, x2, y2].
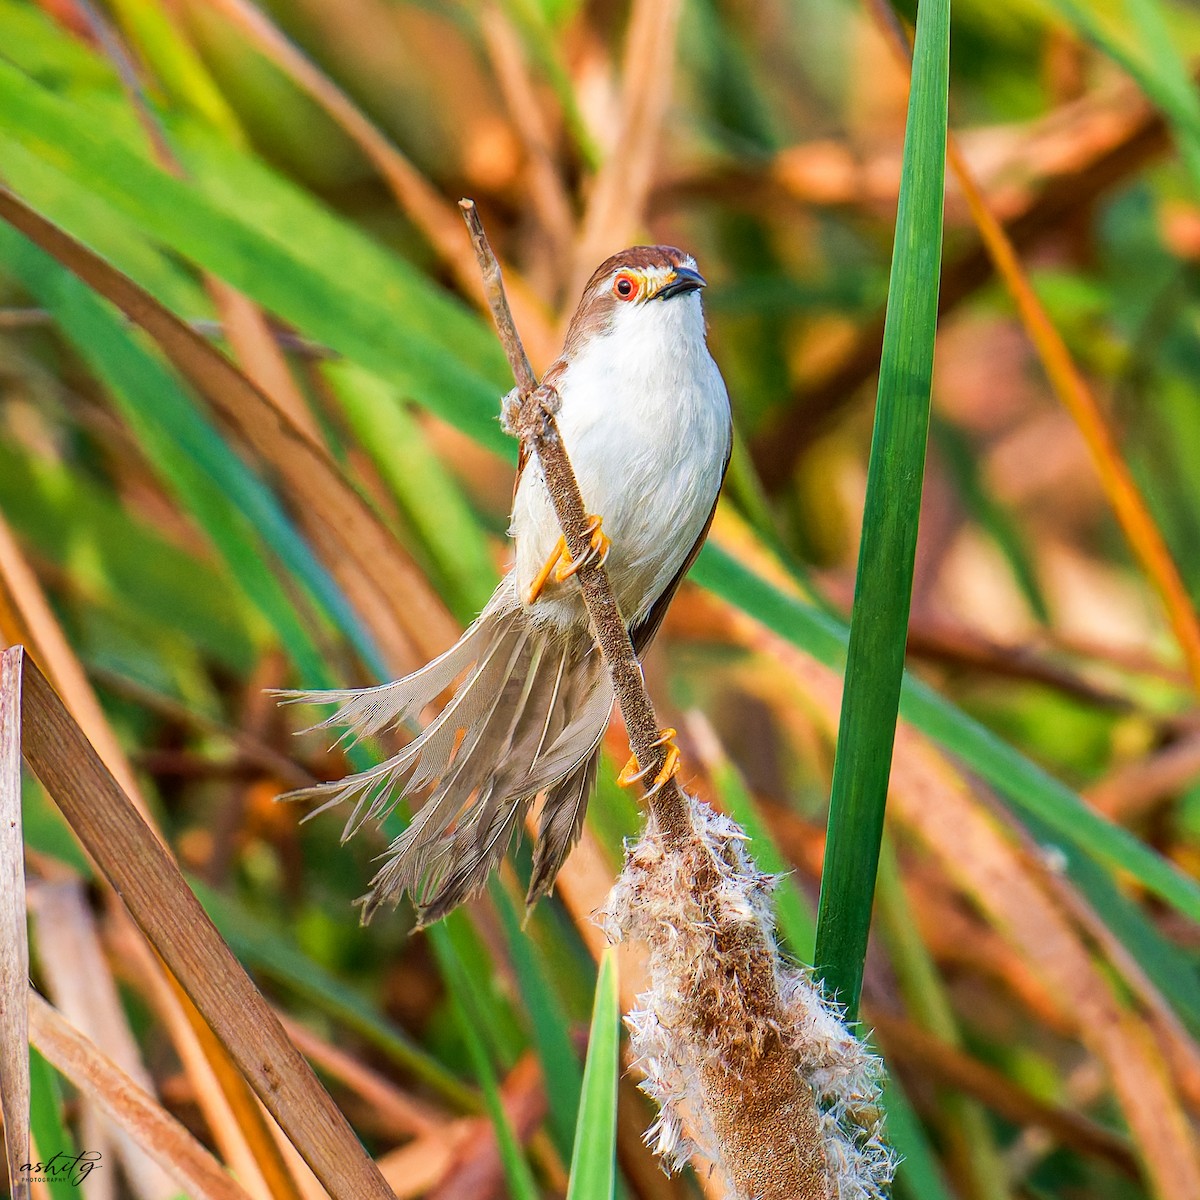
[279, 577, 614, 924]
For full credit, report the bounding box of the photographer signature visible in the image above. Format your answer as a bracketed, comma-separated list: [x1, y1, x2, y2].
[20, 1150, 102, 1186]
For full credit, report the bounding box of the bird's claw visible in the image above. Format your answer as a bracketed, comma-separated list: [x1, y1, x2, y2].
[554, 515, 611, 581]
[525, 515, 610, 604]
[617, 728, 682, 794]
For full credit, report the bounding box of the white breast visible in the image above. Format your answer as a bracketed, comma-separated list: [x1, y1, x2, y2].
[510, 291, 731, 633]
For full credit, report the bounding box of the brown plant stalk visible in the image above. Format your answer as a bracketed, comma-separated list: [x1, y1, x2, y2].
[460, 199, 891, 1199]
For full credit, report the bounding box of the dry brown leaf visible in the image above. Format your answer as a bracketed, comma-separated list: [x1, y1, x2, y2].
[426, 1052, 546, 1200]
[0, 647, 30, 1200]
[377, 1125, 472, 1199]
[14, 653, 393, 1200]
[27, 989, 254, 1200]
[279, 1014, 445, 1139]
[870, 1010, 1137, 1177]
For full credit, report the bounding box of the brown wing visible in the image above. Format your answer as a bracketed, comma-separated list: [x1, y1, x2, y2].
[629, 447, 731, 656]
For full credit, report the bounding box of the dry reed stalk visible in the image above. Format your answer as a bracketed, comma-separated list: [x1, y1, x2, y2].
[28, 882, 179, 1200]
[480, 5, 576, 276]
[0, 647, 29, 1200]
[10, 649, 395, 1200]
[461, 200, 894, 1198]
[566, 0, 685, 306]
[0, 540, 296, 1200]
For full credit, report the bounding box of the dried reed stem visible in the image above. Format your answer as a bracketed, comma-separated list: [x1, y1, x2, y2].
[460, 200, 893, 1198]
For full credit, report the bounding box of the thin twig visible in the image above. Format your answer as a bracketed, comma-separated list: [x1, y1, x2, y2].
[458, 199, 692, 839]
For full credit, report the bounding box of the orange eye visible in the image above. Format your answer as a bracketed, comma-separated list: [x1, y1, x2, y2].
[613, 273, 637, 300]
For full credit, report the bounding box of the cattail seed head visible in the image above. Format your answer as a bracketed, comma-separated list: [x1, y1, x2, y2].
[604, 796, 896, 1199]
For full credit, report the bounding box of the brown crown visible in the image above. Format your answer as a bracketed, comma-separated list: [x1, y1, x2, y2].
[551, 246, 696, 371]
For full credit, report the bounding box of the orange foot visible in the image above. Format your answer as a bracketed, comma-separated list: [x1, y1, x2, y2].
[617, 728, 682, 796]
[524, 515, 611, 604]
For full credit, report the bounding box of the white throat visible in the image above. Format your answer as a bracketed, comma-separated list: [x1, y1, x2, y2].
[510, 289, 732, 630]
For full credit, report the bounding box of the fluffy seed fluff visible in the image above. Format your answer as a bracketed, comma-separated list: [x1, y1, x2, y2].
[603, 797, 897, 1200]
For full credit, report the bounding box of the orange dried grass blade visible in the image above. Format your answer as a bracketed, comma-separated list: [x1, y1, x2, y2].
[480, 5, 575, 270]
[111, 922, 288, 1200]
[0, 510, 298, 1199]
[27, 990, 255, 1200]
[949, 136, 1200, 696]
[0, 510, 150, 822]
[865, 0, 1200, 696]
[15, 655, 393, 1200]
[0, 647, 30, 1200]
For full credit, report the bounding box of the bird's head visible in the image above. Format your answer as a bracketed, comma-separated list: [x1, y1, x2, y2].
[560, 246, 707, 361]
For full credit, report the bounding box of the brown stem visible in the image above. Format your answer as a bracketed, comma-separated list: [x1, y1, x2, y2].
[459, 198, 694, 841]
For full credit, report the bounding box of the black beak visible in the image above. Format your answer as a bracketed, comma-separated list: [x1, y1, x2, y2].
[656, 266, 706, 300]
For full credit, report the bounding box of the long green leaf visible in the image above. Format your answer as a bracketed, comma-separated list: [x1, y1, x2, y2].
[439, 933, 540, 1200]
[1045, 0, 1200, 191]
[566, 948, 619, 1200]
[814, 0, 951, 1020]
[492, 879, 585, 1157]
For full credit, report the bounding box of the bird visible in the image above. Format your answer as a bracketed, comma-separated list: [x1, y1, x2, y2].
[279, 245, 732, 926]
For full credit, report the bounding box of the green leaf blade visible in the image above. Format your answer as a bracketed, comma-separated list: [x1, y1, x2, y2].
[815, 0, 952, 1020]
[566, 948, 620, 1200]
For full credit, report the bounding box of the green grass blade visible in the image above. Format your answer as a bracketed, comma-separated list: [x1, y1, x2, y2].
[814, 0, 951, 1020]
[28, 1047, 72, 1168]
[326, 360, 498, 622]
[438, 932, 541, 1200]
[492, 880, 585, 1156]
[884, 1069, 955, 1200]
[0, 225, 362, 684]
[1121, 0, 1200, 185]
[0, 57, 510, 457]
[1045, 0, 1200, 191]
[566, 948, 619, 1200]
[932, 416, 1050, 623]
[0, 442, 261, 673]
